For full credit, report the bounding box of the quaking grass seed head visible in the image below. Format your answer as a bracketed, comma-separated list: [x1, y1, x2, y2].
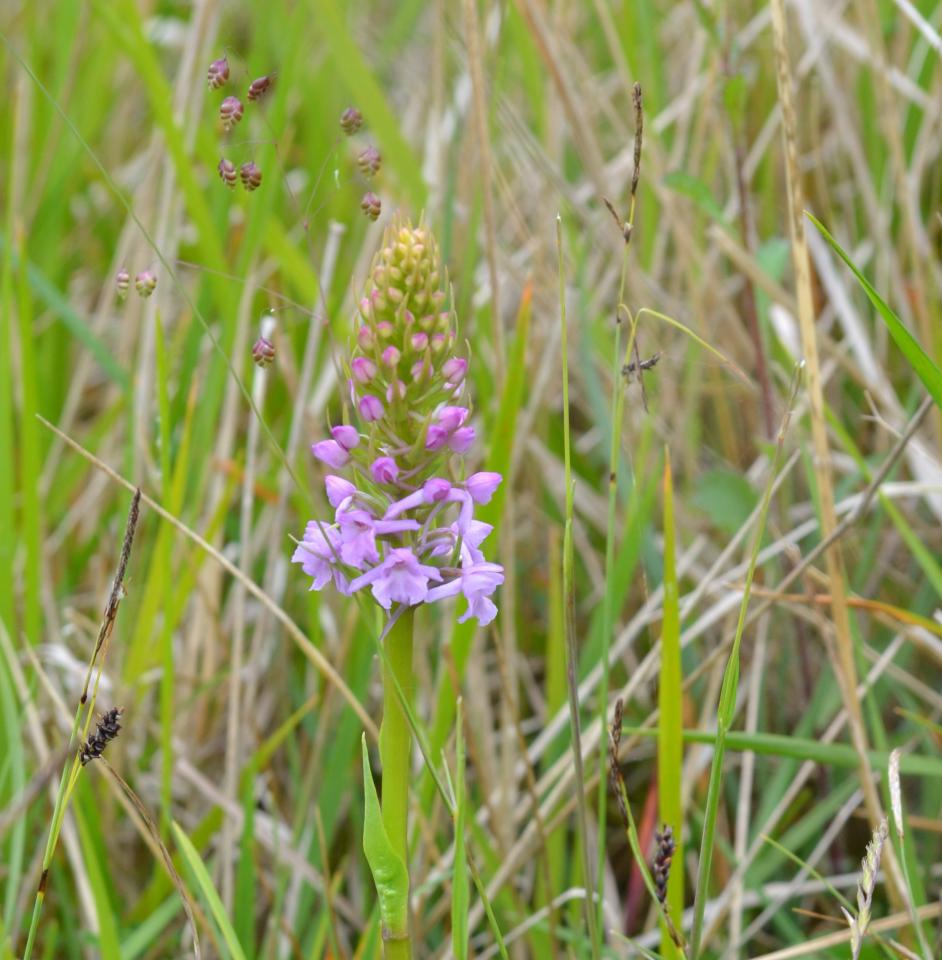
[252, 335, 275, 368]
[360, 191, 381, 221]
[115, 268, 130, 300]
[135, 270, 157, 298]
[357, 145, 382, 178]
[219, 96, 243, 130]
[207, 56, 229, 89]
[340, 106, 363, 135]
[247, 74, 275, 101]
[218, 157, 237, 189]
[240, 162, 262, 192]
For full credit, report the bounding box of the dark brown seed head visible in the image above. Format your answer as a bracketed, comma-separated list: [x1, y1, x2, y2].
[116, 268, 130, 300]
[360, 191, 381, 221]
[252, 335, 276, 368]
[207, 56, 229, 90]
[357, 144, 382, 178]
[340, 106, 363, 135]
[247, 74, 274, 101]
[218, 158, 237, 189]
[135, 271, 157, 298]
[240, 161, 262, 192]
[653, 825, 676, 904]
[219, 96, 243, 130]
[80, 707, 123, 765]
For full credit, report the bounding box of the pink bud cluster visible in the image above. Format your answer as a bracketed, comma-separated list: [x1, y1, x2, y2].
[292, 220, 503, 625]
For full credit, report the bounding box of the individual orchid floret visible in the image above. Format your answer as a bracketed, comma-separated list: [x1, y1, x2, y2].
[371, 457, 399, 485]
[292, 523, 348, 593]
[426, 560, 504, 625]
[325, 475, 356, 508]
[349, 548, 443, 609]
[312, 439, 350, 469]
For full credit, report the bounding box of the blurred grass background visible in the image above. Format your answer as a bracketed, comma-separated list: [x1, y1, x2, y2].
[2, 0, 942, 957]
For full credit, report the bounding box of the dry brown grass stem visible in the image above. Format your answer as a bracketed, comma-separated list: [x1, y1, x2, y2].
[767, 0, 905, 909]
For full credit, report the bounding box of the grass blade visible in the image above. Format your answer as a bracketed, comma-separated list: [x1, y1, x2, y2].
[172, 821, 249, 960]
[807, 213, 942, 410]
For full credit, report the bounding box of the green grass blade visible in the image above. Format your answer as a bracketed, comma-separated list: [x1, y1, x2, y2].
[689, 365, 801, 958]
[807, 213, 942, 409]
[658, 449, 683, 958]
[172, 821, 249, 960]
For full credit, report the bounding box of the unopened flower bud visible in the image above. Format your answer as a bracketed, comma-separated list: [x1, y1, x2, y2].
[207, 56, 229, 89]
[135, 270, 157, 298]
[351, 356, 376, 383]
[357, 145, 381, 178]
[430, 332, 447, 353]
[411, 358, 430, 382]
[357, 326, 374, 350]
[449, 427, 475, 453]
[359, 395, 384, 422]
[252, 336, 275, 367]
[312, 439, 350, 469]
[361, 191, 381, 221]
[331, 424, 360, 451]
[240, 162, 262, 191]
[409, 332, 428, 352]
[371, 456, 399, 484]
[375, 321, 394, 339]
[247, 74, 275, 101]
[218, 157, 237, 188]
[466, 472, 502, 504]
[325, 475, 356, 507]
[442, 357, 467, 382]
[220, 96, 243, 130]
[381, 346, 401, 368]
[116, 268, 130, 300]
[340, 106, 363, 135]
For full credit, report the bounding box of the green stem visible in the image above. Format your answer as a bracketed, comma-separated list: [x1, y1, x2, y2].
[379, 608, 414, 955]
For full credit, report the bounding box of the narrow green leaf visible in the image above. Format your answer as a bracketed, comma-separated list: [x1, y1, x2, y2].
[172, 822, 248, 960]
[807, 213, 942, 410]
[360, 736, 409, 938]
[658, 449, 683, 959]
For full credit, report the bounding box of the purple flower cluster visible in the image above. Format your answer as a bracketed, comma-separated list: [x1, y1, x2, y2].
[293, 467, 502, 623]
[292, 221, 504, 625]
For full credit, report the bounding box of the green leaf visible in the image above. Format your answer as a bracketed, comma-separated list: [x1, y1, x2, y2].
[658, 451, 683, 959]
[171, 822, 248, 960]
[807, 213, 942, 410]
[663, 171, 728, 227]
[360, 736, 409, 938]
[692, 469, 760, 535]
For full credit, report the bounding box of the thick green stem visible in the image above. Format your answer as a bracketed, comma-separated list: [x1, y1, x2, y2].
[379, 608, 414, 954]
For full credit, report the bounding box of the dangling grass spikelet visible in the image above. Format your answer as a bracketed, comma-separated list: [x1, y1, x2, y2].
[841, 819, 887, 960]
